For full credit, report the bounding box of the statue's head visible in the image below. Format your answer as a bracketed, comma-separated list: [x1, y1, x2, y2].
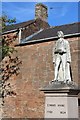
[57, 31, 64, 38]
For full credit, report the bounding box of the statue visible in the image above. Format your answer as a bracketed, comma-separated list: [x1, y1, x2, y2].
[52, 31, 72, 83]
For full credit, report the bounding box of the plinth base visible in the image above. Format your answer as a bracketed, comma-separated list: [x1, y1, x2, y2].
[40, 81, 80, 119]
[45, 93, 78, 118]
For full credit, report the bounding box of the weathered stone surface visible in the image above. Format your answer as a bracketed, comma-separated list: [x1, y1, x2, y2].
[45, 94, 79, 118]
[41, 83, 80, 118]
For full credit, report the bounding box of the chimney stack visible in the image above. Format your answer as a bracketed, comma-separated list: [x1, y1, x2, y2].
[35, 3, 48, 22]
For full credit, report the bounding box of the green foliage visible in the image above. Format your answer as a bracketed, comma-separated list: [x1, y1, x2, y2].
[2, 13, 16, 30]
[1, 13, 16, 59]
[0, 14, 22, 106]
[1, 37, 15, 60]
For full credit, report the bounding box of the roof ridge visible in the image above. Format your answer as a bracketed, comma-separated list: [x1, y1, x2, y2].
[53, 22, 80, 28]
[41, 22, 80, 31]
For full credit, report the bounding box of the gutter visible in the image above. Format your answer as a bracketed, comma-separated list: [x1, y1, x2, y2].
[2, 29, 18, 35]
[18, 32, 80, 46]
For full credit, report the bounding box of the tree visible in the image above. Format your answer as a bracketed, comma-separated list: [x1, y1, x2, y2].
[0, 14, 21, 105]
[1, 13, 16, 59]
[2, 13, 16, 30]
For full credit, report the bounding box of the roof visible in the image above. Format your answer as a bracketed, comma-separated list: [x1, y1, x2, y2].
[3, 19, 35, 33]
[20, 22, 80, 45]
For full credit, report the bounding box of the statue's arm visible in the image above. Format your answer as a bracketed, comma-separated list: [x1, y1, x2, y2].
[52, 47, 55, 63]
[53, 46, 56, 64]
[66, 41, 71, 63]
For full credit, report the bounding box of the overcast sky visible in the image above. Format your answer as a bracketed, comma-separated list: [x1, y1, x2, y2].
[2, 2, 79, 26]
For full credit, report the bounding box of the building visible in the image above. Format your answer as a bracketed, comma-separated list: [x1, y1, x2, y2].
[2, 3, 80, 118]
[2, 3, 49, 43]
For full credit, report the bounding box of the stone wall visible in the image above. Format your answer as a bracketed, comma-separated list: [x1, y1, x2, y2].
[2, 36, 80, 118]
[35, 3, 48, 21]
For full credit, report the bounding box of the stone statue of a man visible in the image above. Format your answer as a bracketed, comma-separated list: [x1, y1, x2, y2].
[52, 31, 71, 83]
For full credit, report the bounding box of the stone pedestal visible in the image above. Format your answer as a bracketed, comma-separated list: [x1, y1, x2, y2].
[41, 82, 80, 119]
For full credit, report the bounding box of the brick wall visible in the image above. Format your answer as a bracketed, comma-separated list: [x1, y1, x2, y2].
[2, 36, 80, 118]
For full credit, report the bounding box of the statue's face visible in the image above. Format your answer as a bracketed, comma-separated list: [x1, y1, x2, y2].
[57, 31, 64, 38]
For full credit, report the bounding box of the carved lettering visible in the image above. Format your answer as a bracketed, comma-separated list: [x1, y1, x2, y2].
[58, 104, 64, 107]
[47, 104, 56, 107]
[60, 111, 66, 114]
[47, 111, 53, 113]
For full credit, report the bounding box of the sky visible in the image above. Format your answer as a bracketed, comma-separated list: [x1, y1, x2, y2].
[2, 2, 79, 26]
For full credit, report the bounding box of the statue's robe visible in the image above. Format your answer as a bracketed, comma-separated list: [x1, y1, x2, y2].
[53, 38, 71, 81]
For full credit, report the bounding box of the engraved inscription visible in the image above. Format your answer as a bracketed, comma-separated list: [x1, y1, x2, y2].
[47, 104, 56, 107]
[60, 111, 66, 114]
[47, 111, 53, 113]
[58, 104, 64, 107]
[46, 103, 67, 115]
